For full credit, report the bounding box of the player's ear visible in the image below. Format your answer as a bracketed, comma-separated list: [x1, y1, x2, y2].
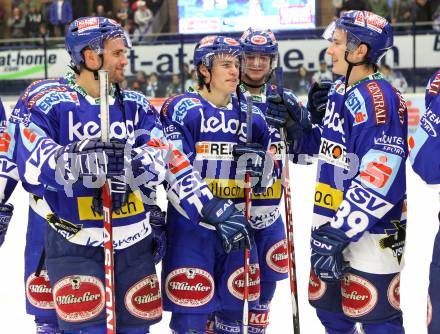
[357, 44, 369, 61]
[198, 64, 210, 84]
[83, 49, 101, 70]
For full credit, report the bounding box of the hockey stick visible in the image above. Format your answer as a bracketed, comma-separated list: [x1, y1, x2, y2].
[275, 64, 301, 334]
[242, 91, 253, 334]
[99, 70, 116, 334]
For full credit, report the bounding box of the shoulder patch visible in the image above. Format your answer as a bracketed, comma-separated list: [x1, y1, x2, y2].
[345, 88, 367, 126]
[123, 90, 151, 112]
[427, 71, 440, 96]
[27, 86, 78, 113]
[21, 78, 61, 102]
[365, 81, 387, 125]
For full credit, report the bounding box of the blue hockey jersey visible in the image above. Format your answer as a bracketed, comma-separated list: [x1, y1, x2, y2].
[160, 91, 272, 228]
[7, 73, 170, 250]
[409, 70, 440, 185]
[295, 72, 408, 274]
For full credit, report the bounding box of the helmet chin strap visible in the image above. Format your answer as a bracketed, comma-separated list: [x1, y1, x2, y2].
[83, 54, 105, 80]
[340, 50, 369, 120]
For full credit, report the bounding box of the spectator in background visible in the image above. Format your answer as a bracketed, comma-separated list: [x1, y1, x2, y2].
[0, 3, 5, 39]
[185, 69, 198, 91]
[27, 4, 43, 38]
[131, 80, 143, 93]
[146, 72, 160, 97]
[122, 18, 135, 34]
[337, 0, 370, 17]
[135, 70, 148, 94]
[50, 0, 73, 37]
[312, 60, 333, 83]
[381, 63, 409, 93]
[133, 0, 154, 41]
[8, 7, 26, 39]
[165, 74, 183, 97]
[368, 0, 391, 20]
[116, 0, 133, 26]
[18, 0, 31, 18]
[391, 0, 413, 25]
[292, 65, 310, 95]
[71, 0, 88, 19]
[38, 22, 50, 40]
[94, 4, 106, 17]
[146, 0, 162, 14]
[415, 0, 438, 30]
[93, 0, 113, 17]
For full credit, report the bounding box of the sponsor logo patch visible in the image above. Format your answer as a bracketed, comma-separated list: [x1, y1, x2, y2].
[227, 264, 260, 301]
[346, 89, 367, 126]
[379, 220, 406, 265]
[250, 35, 267, 45]
[345, 182, 393, 219]
[76, 17, 100, 32]
[265, 239, 289, 274]
[77, 191, 144, 220]
[308, 270, 326, 300]
[165, 268, 214, 307]
[359, 150, 401, 196]
[196, 141, 235, 160]
[354, 11, 387, 33]
[373, 132, 406, 157]
[206, 178, 282, 200]
[314, 182, 344, 211]
[387, 273, 401, 310]
[428, 71, 440, 96]
[173, 98, 202, 125]
[26, 271, 54, 309]
[318, 138, 348, 169]
[125, 274, 162, 320]
[53, 275, 105, 322]
[342, 273, 378, 317]
[366, 82, 387, 125]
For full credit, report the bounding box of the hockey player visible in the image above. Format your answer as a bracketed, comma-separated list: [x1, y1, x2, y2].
[7, 17, 174, 333]
[159, 35, 274, 334]
[409, 69, 440, 334]
[266, 11, 407, 333]
[0, 81, 65, 334]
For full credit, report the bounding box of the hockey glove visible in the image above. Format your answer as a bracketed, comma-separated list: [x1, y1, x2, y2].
[91, 177, 130, 215]
[148, 205, 167, 265]
[310, 223, 349, 282]
[307, 80, 332, 124]
[266, 90, 311, 142]
[202, 197, 253, 253]
[0, 203, 13, 247]
[232, 143, 274, 193]
[55, 139, 126, 181]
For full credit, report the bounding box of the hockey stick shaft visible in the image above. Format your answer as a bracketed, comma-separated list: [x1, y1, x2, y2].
[242, 92, 253, 334]
[275, 65, 300, 334]
[99, 70, 116, 334]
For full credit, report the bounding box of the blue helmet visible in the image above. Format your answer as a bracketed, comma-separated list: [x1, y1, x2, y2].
[239, 28, 278, 56]
[323, 10, 393, 64]
[65, 17, 132, 67]
[193, 35, 242, 69]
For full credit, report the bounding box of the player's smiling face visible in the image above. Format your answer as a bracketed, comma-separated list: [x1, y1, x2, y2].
[102, 38, 128, 83]
[243, 52, 271, 83]
[210, 53, 240, 94]
[326, 28, 349, 76]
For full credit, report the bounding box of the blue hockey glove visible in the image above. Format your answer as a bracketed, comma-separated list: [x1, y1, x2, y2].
[55, 139, 127, 181]
[202, 197, 253, 253]
[0, 203, 14, 247]
[311, 223, 349, 282]
[91, 177, 130, 215]
[307, 80, 332, 124]
[266, 90, 311, 142]
[232, 143, 266, 178]
[148, 205, 167, 265]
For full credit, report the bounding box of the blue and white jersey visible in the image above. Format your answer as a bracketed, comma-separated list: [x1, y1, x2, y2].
[239, 83, 294, 229]
[409, 70, 440, 185]
[7, 73, 168, 250]
[160, 91, 272, 228]
[294, 72, 408, 274]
